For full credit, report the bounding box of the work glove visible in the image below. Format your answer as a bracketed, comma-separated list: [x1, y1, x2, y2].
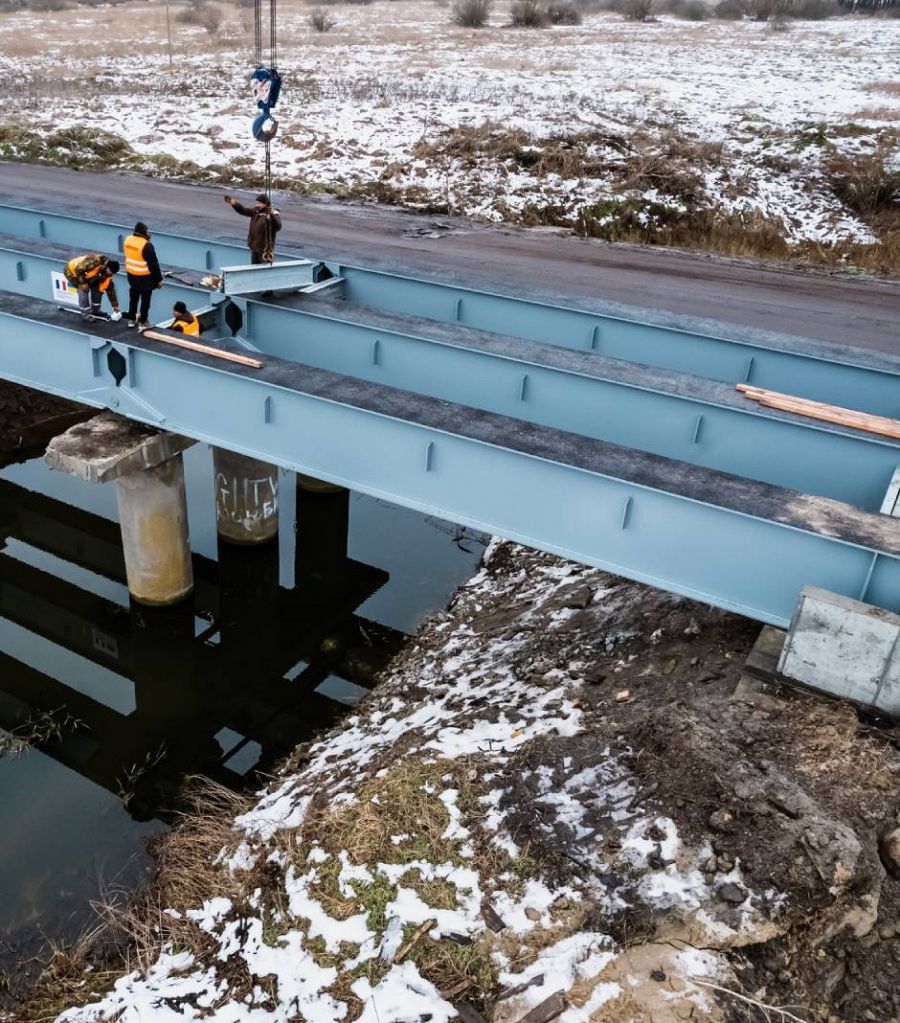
[110, 311, 122, 322]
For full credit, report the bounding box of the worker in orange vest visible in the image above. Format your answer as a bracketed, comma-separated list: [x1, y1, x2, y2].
[63, 254, 122, 321]
[170, 301, 201, 336]
[123, 222, 163, 330]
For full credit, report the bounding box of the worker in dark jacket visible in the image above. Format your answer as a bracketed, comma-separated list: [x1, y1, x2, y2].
[223, 193, 282, 263]
[63, 254, 121, 321]
[123, 222, 163, 330]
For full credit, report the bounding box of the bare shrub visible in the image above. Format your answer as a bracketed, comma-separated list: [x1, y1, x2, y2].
[828, 147, 900, 219]
[749, 0, 777, 18]
[451, 0, 491, 23]
[713, 0, 746, 17]
[622, 0, 653, 17]
[671, 0, 709, 18]
[309, 6, 336, 28]
[790, 0, 839, 16]
[767, 11, 791, 27]
[176, 0, 207, 22]
[199, 3, 222, 33]
[547, 0, 582, 19]
[510, 0, 549, 23]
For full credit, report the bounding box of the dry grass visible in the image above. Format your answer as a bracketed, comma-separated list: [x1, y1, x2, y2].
[272, 757, 519, 1016]
[864, 80, 900, 96]
[826, 144, 900, 218]
[15, 779, 256, 1023]
[15, 756, 534, 1021]
[852, 106, 900, 122]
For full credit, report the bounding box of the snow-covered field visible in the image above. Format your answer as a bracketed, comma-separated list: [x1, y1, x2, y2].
[0, 1, 898, 252]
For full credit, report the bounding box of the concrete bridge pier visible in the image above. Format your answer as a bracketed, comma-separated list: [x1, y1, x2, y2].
[45, 413, 195, 606]
[117, 457, 193, 605]
[213, 448, 279, 545]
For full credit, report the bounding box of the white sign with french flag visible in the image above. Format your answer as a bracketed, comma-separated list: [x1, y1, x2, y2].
[51, 271, 80, 307]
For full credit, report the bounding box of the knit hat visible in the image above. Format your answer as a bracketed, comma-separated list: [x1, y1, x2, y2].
[255, 194, 269, 206]
[173, 301, 188, 315]
[134, 221, 149, 237]
[106, 259, 120, 274]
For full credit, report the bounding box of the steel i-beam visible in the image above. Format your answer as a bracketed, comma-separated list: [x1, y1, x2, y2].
[0, 298, 897, 629]
[0, 203, 897, 416]
[0, 245, 896, 513]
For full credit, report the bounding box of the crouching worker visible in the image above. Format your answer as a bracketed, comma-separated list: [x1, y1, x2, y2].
[63, 254, 122, 321]
[170, 301, 201, 336]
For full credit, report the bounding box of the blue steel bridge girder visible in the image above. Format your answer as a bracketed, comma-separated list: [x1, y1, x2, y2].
[0, 203, 898, 418]
[0, 300, 897, 629]
[0, 244, 897, 514]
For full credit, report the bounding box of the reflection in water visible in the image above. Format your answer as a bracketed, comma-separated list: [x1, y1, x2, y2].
[0, 450, 484, 974]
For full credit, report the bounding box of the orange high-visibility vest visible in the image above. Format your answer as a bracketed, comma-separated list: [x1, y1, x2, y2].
[65, 254, 104, 285]
[123, 234, 150, 276]
[172, 315, 200, 336]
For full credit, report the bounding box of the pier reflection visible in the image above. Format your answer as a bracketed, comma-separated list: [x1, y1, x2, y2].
[0, 474, 402, 823]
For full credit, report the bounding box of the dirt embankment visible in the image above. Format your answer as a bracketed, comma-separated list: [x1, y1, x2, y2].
[22, 541, 900, 1023]
[0, 381, 86, 465]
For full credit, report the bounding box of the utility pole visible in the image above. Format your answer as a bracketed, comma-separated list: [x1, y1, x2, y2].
[164, 0, 173, 66]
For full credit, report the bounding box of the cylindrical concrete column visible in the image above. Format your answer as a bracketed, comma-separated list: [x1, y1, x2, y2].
[214, 448, 279, 545]
[115, 454, 193, 606]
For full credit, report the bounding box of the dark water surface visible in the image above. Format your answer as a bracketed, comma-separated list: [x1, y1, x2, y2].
[0, 444, 484, 972]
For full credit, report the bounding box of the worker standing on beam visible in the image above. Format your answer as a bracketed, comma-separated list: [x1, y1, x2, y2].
[63, 254, 122, 321]
[170, 301, 201, 336]
[223, 193, 282, 264]
[123, 222, 163, 330]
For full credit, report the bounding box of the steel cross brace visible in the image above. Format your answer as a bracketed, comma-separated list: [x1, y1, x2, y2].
[0, 246, 897, 513]
[0, 304, 897, 628]
[0, 203, 897, 417]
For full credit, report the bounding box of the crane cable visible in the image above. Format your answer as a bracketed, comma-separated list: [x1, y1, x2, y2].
[253, 0, 278, 258]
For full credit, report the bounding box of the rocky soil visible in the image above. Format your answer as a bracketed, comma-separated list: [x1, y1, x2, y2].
[473, 544, 900, 1022]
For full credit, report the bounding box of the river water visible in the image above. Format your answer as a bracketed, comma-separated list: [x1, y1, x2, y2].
[0, 443, 484, 977]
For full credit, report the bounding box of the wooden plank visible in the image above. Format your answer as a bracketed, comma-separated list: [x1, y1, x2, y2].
[738, 384, 886, 424]
[738, 383, 882, 423]
[141, 329, 263, 369]
[517, 991, 568, 1023]
[757, 397, 900, 439]
[736, 384, 900, 441]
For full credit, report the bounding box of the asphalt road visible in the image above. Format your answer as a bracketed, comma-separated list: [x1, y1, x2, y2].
[0, 162, 897, 356]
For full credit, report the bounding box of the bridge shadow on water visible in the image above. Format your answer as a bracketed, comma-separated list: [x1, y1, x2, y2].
[0, 441, 484, 980]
